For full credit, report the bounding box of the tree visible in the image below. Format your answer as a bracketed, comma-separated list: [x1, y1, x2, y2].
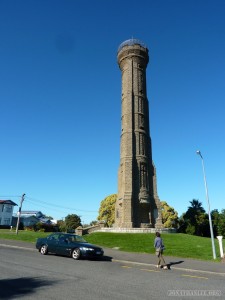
[90, 220, 98, 226]
[185, 199, 205, 222]
[34, 222, 57, 232]
[211, 209, 220, 236]
[212, 209, 225, 236]
[97, 194, 117, 227]
[161, 201, 179, 228]
[179, 199, 210, 236]
[64, 214, 82, 230]
[57, 220, 66, 232]
[218, 209, 225, 236]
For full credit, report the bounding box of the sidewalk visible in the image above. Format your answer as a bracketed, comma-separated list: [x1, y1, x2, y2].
[1, 239, 224, 276]
[104, 248, 225, 276]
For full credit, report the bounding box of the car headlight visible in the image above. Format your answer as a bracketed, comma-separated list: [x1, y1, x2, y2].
[80, 247, 94, 251]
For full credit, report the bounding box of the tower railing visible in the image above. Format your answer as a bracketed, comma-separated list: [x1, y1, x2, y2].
[118, 38, 147, 52]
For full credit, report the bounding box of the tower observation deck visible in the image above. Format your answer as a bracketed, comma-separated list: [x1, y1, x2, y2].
[117, 38, 147, 52]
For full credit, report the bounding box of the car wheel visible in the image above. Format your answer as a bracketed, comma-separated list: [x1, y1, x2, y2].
[72, 248, 81, 260]
[40, 244, 48, 255]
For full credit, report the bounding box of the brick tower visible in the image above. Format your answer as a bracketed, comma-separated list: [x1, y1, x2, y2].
[115, 39, 163, 229]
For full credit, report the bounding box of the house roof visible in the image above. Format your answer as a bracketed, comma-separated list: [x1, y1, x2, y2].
[39, 217, 52, 224]
[20, 211, 42, 214]
[0, 200, 17, 206]
[20, 215, 39, 220]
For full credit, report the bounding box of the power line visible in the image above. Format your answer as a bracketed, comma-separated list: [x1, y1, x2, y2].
[25, 198, 97, 217]
[25, 198, 72, 214]
[25, 196, 98, 213]
[2, 194, 98, 219]
[0, 195, 98, 213]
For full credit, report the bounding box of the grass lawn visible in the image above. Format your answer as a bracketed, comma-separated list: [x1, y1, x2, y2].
[0, 229, 49, 244]
[0, 229, 221, 262]
[84, 232, 221, 262]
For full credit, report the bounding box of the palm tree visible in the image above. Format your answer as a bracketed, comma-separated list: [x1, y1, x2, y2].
[185, 199, 205, 222]
[182, 199, 209, 236]
[188, 199, 205, 212]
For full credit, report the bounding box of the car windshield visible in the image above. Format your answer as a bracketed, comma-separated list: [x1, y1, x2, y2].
[67, 235, 86, 243]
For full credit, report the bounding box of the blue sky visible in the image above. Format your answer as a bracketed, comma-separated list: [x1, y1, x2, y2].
[0, 0, 224, 224]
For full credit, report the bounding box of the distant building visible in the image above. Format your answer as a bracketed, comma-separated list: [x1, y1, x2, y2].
[15, 215, 40, 227]
[12, 210, 57, 227]
[19, 211, 44, 218]
[0, 200, 17, 227]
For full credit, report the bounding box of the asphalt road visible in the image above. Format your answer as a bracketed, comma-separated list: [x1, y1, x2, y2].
[0, 245, 224, 300]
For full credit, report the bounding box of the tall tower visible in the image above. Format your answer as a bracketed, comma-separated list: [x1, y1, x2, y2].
[115, 39, 162, 229]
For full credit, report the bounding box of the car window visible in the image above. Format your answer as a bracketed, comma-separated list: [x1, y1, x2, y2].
[69, 235, 86, 243]
[59, 235, 66, 242]
[75, 235, 86, 242]
[48, 234, 60, 241]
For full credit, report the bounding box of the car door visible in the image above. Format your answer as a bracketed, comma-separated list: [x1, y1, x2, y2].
[46, 233, 60, 253]
[55, 234, 71, 256]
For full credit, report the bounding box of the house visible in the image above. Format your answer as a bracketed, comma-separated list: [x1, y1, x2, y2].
[19, 211, 44, 219]
[20, 215, 40, 227]
[0, 200, 17, 227]
[13, 210, 57, 227]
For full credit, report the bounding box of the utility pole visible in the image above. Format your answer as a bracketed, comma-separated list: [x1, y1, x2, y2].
[16, 193, 26, 235]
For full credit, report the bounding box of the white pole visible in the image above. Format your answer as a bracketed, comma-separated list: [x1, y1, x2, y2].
[196, 151, 216, 259]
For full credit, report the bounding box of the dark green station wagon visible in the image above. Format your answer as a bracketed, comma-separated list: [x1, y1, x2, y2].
[36, 233, 104, 260]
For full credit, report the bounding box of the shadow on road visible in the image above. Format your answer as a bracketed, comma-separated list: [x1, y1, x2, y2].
[101, 255, 113, 262]
[0, 277, 56, 299]
[88, 255, 112, 262]
[166, 260, 184, 270]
